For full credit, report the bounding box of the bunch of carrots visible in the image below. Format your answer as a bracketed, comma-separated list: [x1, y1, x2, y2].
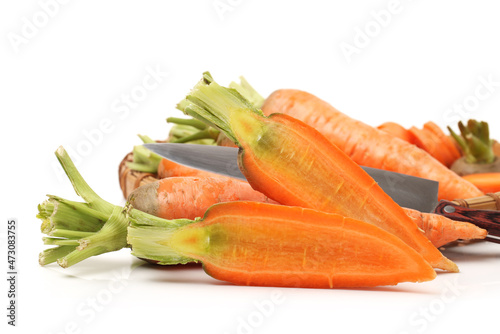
[38, 72, 494, 289]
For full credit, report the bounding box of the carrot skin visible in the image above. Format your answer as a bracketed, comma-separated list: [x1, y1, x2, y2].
[462, 173, 500, 193]
[157, 158, 221, 179]
[163, 202, 437, 288]
[261, 89, 483, 201]
[128, 176, 276, 220]
[377, 122, 412, 143]
[404, 208, 487, 247]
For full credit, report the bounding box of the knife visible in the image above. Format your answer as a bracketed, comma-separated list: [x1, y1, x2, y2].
[145, 143, 500, 243]
[144, 143, 439, 211]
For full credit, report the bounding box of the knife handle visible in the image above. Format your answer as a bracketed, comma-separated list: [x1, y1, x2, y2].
[434, 200, 500, 237]
[452, 192, 500, 210]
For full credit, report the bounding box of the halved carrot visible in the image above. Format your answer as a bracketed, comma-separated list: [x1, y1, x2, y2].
[178, 72, 458, 272]
[128, 201, 437, 288]
[462, 173, 500, 193]
[377, 122, 412, 143]
[260, 89, 482, 201]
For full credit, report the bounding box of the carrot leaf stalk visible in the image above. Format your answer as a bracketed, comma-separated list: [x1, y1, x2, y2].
[127, 135, 163, 173]
[127, 208, 196, 265]
[229, 76, 265, 109]
[166, 117, 208, 130]
[448, 120, 495, 164]
[38, 147, 130, 268]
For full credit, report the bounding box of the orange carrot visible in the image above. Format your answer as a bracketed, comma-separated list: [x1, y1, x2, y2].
[128, 201, 436, 288]
[408, 122, 461, 168]
[178, 73, 458, 272]
[404, 208, 487, 247]
[157, 158, 222, 179]
[462, 173, 500, 193]
[261, 89, 483, 201]
[423, 122, 461, 162]
[128, 176, 276, 220]
[377, 122, 412, 143]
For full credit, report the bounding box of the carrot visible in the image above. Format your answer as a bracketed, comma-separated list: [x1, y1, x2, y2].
[408, 123, 460, 168]
[178, 72, 458, 272]
[423, 122, 461, 162]
[128, 201, 436, 288]
[128, 176, 277, 220]
[259, 89, 483, 201]
[404, 208, 487, 247]
[462, 173, 500, 193]
[377, 122, 412, 143]
[157, 158, 222, 179]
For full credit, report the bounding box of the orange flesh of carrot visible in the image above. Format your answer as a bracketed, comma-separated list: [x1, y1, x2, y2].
[377, 122, 412, 143]
[167, 202, 436, 288]
[462, 173, 500, 193]
[229, 110, 457, 272]
[261, 89, 483, 201]
[404, 208, 487, 247]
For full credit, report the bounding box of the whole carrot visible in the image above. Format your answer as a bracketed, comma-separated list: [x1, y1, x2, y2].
[178, 72, 458, 272]
[129, 175, 276, 220]
[404, 208, 487, 247]
[128, 201, 436, 288]
[260, 89, 483, 201]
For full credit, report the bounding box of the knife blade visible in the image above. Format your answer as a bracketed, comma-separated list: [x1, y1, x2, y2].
[144, 143, 439, 212]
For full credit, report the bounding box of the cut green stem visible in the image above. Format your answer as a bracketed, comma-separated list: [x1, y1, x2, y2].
[171, 128, 219, 143]
[448, 120, 496, 164]
[127, 207, 196, 265]
[37, 147, 131, 268]
[229, 76, 265, 109]
[167, 117, 207, 130]
[176, 72, 263, 145]
[39, 246, 77, 266]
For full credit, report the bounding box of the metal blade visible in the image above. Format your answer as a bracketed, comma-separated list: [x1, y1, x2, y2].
[145, 143, 439, 212]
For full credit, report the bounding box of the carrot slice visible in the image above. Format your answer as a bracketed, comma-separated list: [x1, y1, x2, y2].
[128, 202, 437, 288]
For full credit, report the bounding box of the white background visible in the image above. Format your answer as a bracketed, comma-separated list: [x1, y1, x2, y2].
[2, 1, 500, 333]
